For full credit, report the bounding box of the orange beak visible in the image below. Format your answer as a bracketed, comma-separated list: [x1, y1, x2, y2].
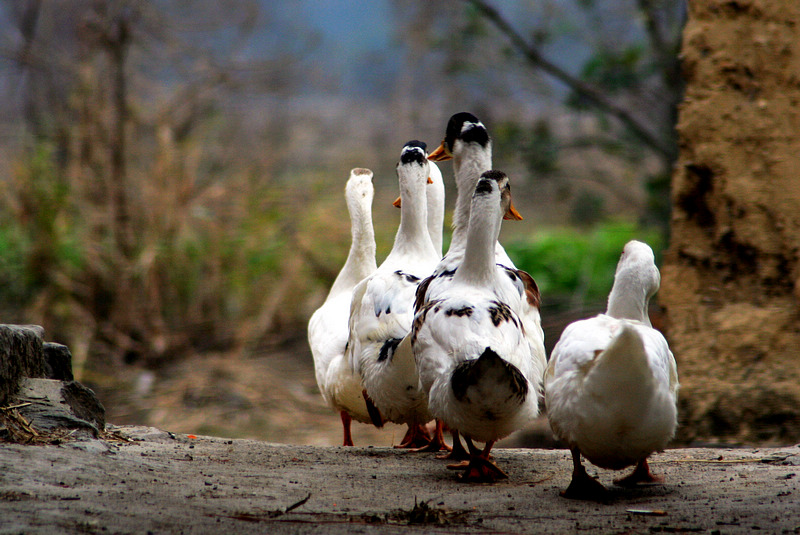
[427, 141, 452, 162]
[427, 176, 433, 184]
[504, 201, 523, 221]
[392, 196, 402, 208]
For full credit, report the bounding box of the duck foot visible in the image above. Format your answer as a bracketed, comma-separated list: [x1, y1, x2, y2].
[394, 423, 432, 449]
[409, 420, 451, 453]
[561, 471, 609, 501]
[561, 447, 610, 502]
[457, 456, 508, 482]
[454, 441, 507, 483]
[613, 459, 662, 487]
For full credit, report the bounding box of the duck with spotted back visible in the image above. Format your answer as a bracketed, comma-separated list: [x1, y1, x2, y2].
[413, 172, 546, 482]
[346, 141, 442, 449]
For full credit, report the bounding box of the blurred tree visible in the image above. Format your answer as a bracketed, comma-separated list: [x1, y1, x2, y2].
[0, 0, 314, 368]
[391, 0, 685, 231]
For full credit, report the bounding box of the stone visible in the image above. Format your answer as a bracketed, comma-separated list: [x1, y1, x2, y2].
[13, 378, 105, 437]
[43, 343, 74, 381]
[0, 325, 46, 405]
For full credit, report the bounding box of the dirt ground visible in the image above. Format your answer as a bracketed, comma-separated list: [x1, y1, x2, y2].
[1, 425, 799, 534]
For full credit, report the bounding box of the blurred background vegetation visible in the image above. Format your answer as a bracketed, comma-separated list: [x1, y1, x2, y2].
[0, 0, 685, 442]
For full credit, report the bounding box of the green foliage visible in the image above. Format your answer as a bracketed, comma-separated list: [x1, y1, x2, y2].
[567, 46, 648, 111]
[504, 221, 663, 303]
[0, 142, 84, 304]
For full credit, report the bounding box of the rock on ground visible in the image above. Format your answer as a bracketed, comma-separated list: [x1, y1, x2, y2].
[1, 425, 799, 534]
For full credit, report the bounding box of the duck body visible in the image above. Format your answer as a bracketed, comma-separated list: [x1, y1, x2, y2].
[424, 112, 545, 366]
[415, 293, 541, 443]
[413, 172, 545, 480]
[544, 240, 678, 498]
[308, 168, 377, 444]
[347, 141, 440, 431]
[546, 316, 678, 469]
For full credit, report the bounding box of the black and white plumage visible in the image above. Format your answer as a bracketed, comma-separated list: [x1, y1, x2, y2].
[424, 112, 544, 359]
[307, 168, 377, 446]
[420, 113, 547, 458]
[346, 141, 441, 441]
[545, 240, 679, 500]
[412, 173, 546, 481]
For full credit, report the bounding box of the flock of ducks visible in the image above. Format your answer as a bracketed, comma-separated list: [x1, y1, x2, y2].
[307, 112, 679, 500]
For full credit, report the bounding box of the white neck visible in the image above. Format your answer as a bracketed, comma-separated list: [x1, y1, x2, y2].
[449, 142, 492, 254]
[384, 166, 438, 267]
[426, 163, 445, 257]
[329, 188, 377, 297]
[606, 266, 654, 326]
[453, 191, 501, 287]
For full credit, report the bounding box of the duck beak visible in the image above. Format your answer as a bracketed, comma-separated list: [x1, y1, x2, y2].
[392, 196, 402, 208]
[427, 176, 433, 184]
[504, 201, 523, 221]
[427, 141, 452, 162]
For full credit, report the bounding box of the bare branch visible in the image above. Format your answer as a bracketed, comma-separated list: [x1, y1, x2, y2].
[464, 0, 673, 162]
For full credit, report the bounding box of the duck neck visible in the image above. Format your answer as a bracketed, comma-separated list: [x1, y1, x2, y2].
[427, 181, 444, 257]
[450, 143, 492, 254]
[389, 174, 436, 263]
[330, 196, 376, 294]
[453, 198, 501, 287]
[606, 268, 652, 326]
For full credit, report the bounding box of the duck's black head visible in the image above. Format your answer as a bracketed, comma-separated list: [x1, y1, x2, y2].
[445, 112, 489, 152]
[400, 140, 428, 166]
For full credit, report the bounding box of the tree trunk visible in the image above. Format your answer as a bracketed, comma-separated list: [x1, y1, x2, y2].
[661, 0, 800, 444]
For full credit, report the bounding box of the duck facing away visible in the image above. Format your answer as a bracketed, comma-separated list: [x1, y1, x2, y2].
[308, 168, 377, 446]
[413, 172, 546, 482]
[545, 240, 679, 500]
[347, 141, 441, 447]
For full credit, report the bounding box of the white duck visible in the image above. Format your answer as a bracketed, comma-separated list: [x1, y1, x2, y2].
[413, 171, 546, 482]
[545, 240, 679, 500]
[421, 112, 546, 455]
[347, 141, 441, 447]
[308, 168, 378, 446]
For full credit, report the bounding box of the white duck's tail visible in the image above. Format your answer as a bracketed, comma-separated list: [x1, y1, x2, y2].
[586, 324, 654, 403]
[451, 347, 529, 409]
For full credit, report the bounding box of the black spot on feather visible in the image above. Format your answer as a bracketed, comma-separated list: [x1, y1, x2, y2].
[378, 337, 403, 363]
[488, 301, 515, 327]
[411, 299, 441, 346]
[414, 274, 434, 313]
[363, 389, 384, 428]
[445, 306, 473, 317]
[438, 268, 456, 278]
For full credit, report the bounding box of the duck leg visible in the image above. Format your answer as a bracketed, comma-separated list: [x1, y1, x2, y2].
[340, 411, 354, 447]
[561, 448, 608, 501]
[457, 440, 508, 483]
[409, 419, 452, 453]
[613, 458, 662, 487]
[394, 423, 432, 449]
[440, 430, 470, 461]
